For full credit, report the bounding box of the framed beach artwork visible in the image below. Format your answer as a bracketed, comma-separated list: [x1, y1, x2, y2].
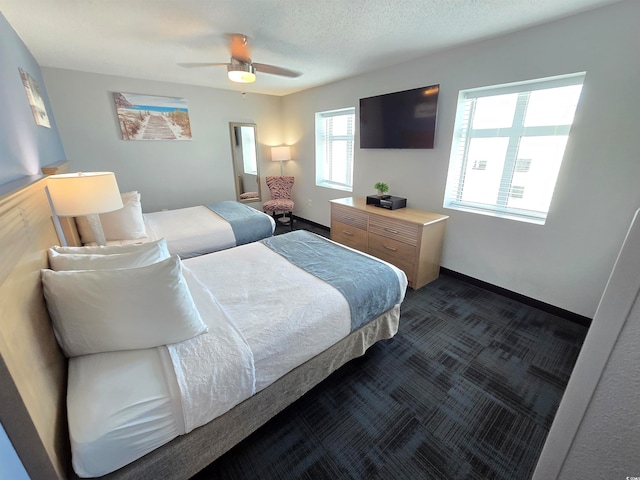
[113, 92, 192, 140]
[19, 68, 51, 128]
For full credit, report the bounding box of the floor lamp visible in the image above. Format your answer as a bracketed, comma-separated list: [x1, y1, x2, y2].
[271, 145, 291, 176]
[47, 172, 123, 246]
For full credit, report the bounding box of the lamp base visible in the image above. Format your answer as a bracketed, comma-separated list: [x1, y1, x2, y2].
[86, 214, 107, 246]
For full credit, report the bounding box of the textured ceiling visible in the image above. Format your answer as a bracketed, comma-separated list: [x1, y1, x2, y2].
[0, 0, 623, 96]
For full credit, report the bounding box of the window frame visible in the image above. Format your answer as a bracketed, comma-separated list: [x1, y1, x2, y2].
[444, 73, 585, 224]
[315, 107, 355, 192]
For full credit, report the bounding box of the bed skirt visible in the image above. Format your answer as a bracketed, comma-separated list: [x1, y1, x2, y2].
[91, 305, 401, 480]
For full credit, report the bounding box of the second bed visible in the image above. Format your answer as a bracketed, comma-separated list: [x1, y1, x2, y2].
[69, 192, 275, 258]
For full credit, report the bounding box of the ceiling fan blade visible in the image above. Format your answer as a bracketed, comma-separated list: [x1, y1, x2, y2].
[253, 63, 302, 78]
[228, 33, 251, 62]
[178, 62, 229, 68]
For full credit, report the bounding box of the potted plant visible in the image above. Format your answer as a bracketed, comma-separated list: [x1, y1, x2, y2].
[374, 182, 389, 197]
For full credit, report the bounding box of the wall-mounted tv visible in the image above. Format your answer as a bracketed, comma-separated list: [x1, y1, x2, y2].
[359, 84, 439, 149]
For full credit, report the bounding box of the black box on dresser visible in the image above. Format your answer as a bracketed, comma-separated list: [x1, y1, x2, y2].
[366, 195, 407, 210]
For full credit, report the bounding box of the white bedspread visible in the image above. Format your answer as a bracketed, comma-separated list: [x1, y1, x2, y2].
[183, 242, 352, 392]
[167, 267, 256, 433]
[144, 206, 237, 258]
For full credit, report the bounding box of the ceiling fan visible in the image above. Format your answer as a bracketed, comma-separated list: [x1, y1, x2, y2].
[180, 33, 302, 84]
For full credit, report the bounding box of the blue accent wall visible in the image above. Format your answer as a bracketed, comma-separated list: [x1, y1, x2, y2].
[0, 11, 65, 185]
[0, 423, 29, 479]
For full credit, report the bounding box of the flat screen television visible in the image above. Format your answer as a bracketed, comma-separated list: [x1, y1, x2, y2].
[359, 84, 439, 149]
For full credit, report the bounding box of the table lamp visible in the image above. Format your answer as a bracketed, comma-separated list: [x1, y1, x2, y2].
[47, 172, 123, 246]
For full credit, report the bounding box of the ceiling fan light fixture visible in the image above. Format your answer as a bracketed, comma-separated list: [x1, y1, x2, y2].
[227, 62, 256, 83]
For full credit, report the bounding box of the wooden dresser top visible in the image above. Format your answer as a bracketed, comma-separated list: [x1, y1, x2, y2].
[330, 197, 448, 226]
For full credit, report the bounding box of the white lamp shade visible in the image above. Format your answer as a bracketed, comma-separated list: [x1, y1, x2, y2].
[47, 172, 123, 217]
[227, 63, 256, 83]
[271, 146, 292, 162]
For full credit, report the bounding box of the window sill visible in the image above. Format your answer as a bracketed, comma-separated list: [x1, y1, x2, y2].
[444, 202, 546, 225]
[316, 181, 352, 193]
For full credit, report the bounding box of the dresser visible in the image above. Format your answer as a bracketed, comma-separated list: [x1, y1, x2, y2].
[330, 197, 448, 289]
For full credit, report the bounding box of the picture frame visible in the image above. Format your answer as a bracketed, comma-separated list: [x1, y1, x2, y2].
[19, 68, 51, 128]
[113, 92, 192, 140]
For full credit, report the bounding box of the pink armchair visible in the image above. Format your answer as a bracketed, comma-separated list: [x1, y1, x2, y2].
[262, 176, 294, 231]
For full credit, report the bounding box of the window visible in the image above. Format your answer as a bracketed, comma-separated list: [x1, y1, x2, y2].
[315, 108, 355, 191]
[509, 185, 525, 199]
[444, 73, 585, 224]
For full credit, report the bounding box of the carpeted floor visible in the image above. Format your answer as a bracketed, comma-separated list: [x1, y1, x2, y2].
[192, 220, 588, 480]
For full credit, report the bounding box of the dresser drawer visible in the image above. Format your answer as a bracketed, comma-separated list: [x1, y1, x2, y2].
[331, 220, 368, 252]
[368, 232, 416, 263]
[369, 215, 420, 246]
[368, 234, 416, 284]
[331, 204, 368, 230]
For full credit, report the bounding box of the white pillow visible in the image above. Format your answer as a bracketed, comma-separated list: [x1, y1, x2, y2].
[48, 239, 170, 271]
[42, 255, 207, 357]
[76, 191, 147, 243]
[51, 238, 162, 255]
[49, 238, 168, 269]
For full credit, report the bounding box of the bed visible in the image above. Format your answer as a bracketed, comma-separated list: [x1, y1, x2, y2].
[42, 162, 274, 258]
[63, 192, 275, 259]
[0, 176, 407, 479]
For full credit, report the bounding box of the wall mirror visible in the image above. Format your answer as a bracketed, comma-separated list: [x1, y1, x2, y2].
[229, 122, 261, 203]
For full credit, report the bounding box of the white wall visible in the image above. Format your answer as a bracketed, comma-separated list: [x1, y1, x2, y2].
[533, 208, 640, 479]
[559, 293, 640, 477]
[41, 68, 284, 213]
[282, 0, 640, 318]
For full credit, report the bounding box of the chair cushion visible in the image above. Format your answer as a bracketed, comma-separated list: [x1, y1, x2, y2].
[263, 199, 294, 212]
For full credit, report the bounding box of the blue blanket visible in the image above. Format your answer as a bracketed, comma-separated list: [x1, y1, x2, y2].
[261, 230, 403, 331]
[207, 201, 273, 246]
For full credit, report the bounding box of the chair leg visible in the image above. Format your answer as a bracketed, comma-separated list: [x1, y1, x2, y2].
[289, 212, 293, 231]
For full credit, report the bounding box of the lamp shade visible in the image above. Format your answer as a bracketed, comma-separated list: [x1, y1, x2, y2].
[227, 63, 256, 83]
[47, 172, 123, 217]
[271, 146, 291, 162]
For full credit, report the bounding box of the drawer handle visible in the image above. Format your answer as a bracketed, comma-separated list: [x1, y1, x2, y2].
[342, 230, 354, 236]
[344, 216, 355, 221]
[383, 244, 397, 252]
[384, 228, 399, 234]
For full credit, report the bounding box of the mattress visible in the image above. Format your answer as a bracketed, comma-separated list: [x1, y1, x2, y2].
[66, 239, 406, 477]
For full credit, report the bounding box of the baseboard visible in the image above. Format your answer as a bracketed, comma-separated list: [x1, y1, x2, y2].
[440, 268, 592, 328]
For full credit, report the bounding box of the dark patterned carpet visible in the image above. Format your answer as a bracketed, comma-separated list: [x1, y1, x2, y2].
[192, 220, 588, 480]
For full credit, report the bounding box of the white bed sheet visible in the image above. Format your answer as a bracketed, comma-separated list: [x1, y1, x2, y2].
[67, 347, 181, 478]
[67, 238, 406, 478]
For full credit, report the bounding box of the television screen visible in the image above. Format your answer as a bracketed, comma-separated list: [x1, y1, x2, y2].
[359, 84, 439, 149]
